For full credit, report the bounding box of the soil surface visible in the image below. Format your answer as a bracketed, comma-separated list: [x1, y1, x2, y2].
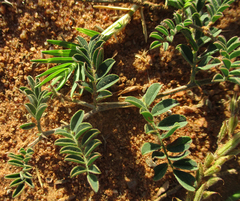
[0, 0, 240, 201]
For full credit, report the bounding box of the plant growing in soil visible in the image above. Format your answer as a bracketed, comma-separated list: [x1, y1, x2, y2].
[126, 83, 198, 191]
[4, 0, 240, 199]
[150, 0, 240, 97]
[5, 148, 34, 198]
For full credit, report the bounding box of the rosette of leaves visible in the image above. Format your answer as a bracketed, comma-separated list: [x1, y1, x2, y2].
[31, 35, 119, 101]
[5, 148, 34, 198]
[19, 76, 50, 132]
[126, 83, 198, 191]
[150, 0, 239, 84]
[54, 110, 102, 192]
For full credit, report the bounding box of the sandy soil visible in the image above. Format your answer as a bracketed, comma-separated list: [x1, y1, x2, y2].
[0, 0, 240, 200]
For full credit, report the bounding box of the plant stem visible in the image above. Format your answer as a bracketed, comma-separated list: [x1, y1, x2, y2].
[156, 78, 214, 99]
[152, 122, 174, 169]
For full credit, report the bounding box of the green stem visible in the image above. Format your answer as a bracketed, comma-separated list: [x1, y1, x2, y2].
[152, 122, 174, 169]
[190, 51, 198, 83]
[156, 78, 214, 99]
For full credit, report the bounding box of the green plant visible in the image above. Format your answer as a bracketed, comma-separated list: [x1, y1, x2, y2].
[5, 0, 240, 199]
[126, 83, 198, 191]
[5, 148, 34, 198]
[54, 110, 102, 192]
[150, 0, 240, 91]
[19, 76, 50, 135]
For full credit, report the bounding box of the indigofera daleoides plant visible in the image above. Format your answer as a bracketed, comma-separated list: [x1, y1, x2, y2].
[5, 0, 240, 199]
[126, 83, 198, 192]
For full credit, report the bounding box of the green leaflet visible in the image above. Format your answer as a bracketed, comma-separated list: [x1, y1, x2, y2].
[141, 142, 161, 155]
[173, 170, 196, 191]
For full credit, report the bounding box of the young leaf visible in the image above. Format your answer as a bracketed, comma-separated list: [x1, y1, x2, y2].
[157, 115, 187, 130]
[212, 73, 224, 82]
[125, 96, 145, 109]
[60, 146, 82, 155]
[25, 103, 36, 118]
[46, 39, 80, 49]
[42, 49, 78, 57]
[140, 108, 153, 123]
[141, 142, 161, 155]
[161, 124, 180, 139]
[96, 74, 119, 92]
[87, 152, 101, 166]
[70, 166, 87, 177]
[173, 170, 196, 191]
[156, 25, 169, 36]
[150, 41, 162, 50]
[75, 123, 92, 140]
[20, 122, 36, 130]
[153, 163, 168, 181]
[84, 139, 102, 156]
[81, 129, 100, 146]
[167, 136, 192, 153]
[76, 27, 100, 37]
[35, 103, 47, 121]
[87, 174, 99, 193]
[96, 90, 112, 102]
[9, 178, 25, 187]
[143, 83, 162, 106]
[150, 32, 164, 40]
[54, 138, 76, 147]
[70, 110, 84, 133]
[173, 159, 198, 170]
[92, 47, 104, 70]
[151, 99, 179, 116]
[96, 59, 115, 80]
[12, 183, 25, 198]
[65, 155, 85, 164]
[88, 164, 101, 174]
[25, 178, 34, 188]
[5, 173, 21, 179]
[8, 160, 24, 168]
[55, 129, 73, 138]
[176, 44, 193, 65]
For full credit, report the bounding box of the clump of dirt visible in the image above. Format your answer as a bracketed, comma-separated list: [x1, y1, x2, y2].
[0, 0, 240, 201]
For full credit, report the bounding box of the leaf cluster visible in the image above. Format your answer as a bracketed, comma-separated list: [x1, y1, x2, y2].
[5, 148, 34, 198]
[150, 0, 240, 85]
[126, 83, 197, 191]
[54, 110, 101, 192]
[31, 35, 119, 101]
[19, 76, 50, 130]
